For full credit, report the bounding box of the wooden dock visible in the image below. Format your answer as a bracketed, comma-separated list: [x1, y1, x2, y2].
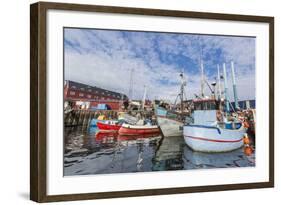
[64, 109, 118, 131]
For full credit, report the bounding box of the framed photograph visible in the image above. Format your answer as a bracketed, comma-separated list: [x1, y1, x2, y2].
[30, 1, 274, 202]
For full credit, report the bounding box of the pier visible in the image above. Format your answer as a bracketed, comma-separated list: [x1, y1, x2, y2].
[64, 110, 118, 131]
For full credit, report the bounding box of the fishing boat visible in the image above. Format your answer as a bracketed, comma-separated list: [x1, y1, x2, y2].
[96, 120, 122, 131]
[156, 71, 186, 137]
[183, 62, 247, 152]
[156, 112, 183, 137]
[184, 99, 246, 152]
[118, 123, 160, 135]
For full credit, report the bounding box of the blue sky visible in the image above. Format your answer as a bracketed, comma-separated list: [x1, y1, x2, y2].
[64, 28, 255, 102]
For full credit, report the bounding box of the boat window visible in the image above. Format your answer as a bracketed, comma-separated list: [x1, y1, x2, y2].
[194, 101, 218, 110]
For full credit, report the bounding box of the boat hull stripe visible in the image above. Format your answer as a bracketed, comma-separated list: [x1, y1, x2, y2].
[184, 135, 243, 143]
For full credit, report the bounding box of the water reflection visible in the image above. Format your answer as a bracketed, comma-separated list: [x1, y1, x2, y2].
[183, 146, 255, 169]
[152, 136, 184, 171]
[64, 127, 255, 176]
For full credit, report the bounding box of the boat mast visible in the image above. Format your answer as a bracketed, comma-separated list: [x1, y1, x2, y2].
[120, 94, 124, 111]
[128, 68, 134, 100]
[217, 64, 221, 100]
[231, 61, 239, 110]
[176, 69, 188, 121]
[200, 60, 205, 98]
[223, 63, 230, 113]
[180, 72, 184, 114]
[198, 38, 205, 98]
[142, 85, 147, 110]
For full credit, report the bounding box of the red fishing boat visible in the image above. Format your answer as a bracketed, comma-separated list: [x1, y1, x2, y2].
[118, 123, 160, 135]
[96, 120, 122, 131]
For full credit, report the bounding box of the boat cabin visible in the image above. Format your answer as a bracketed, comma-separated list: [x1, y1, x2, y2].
[192, 99, 221, 126]
[193, 98, 220, 111]
[191, 98, 242, 129]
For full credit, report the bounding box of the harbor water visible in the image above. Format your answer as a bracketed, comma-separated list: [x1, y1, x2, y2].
[64, 126, 255, 176]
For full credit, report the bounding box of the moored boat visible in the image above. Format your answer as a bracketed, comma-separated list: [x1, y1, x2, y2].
[183, 99, 246, 152]
[184, 60, 248, 152]
[156, 114, 183, 137]
[96, 120, 122, 131]
[118, 123, 160, 135]
[155, 71, 187, 137]
[184, 123, 246, 152]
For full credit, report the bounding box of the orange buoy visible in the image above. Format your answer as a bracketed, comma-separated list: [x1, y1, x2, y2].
[244, 145, 253, 156]
[243, 134, 250, 145]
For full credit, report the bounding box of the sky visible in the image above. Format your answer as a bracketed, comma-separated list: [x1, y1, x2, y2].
[64, 28, 256, 102]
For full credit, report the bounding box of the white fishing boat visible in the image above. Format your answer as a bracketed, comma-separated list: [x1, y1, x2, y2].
[184, 99, 246, 152]
[184, 62, 247, 152]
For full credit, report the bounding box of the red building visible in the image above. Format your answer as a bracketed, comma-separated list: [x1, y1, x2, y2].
[64, 80, 128, 110]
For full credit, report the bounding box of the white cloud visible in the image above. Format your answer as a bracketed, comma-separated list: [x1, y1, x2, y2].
[64, 28, 256, 102]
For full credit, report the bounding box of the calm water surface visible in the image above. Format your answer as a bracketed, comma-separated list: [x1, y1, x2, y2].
[64, 127, 255, 176]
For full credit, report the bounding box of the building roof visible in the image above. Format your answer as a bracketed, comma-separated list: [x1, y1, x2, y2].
[66, 80, 128, 100]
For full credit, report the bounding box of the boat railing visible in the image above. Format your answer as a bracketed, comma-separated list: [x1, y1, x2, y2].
[217, 122, 242, 130]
